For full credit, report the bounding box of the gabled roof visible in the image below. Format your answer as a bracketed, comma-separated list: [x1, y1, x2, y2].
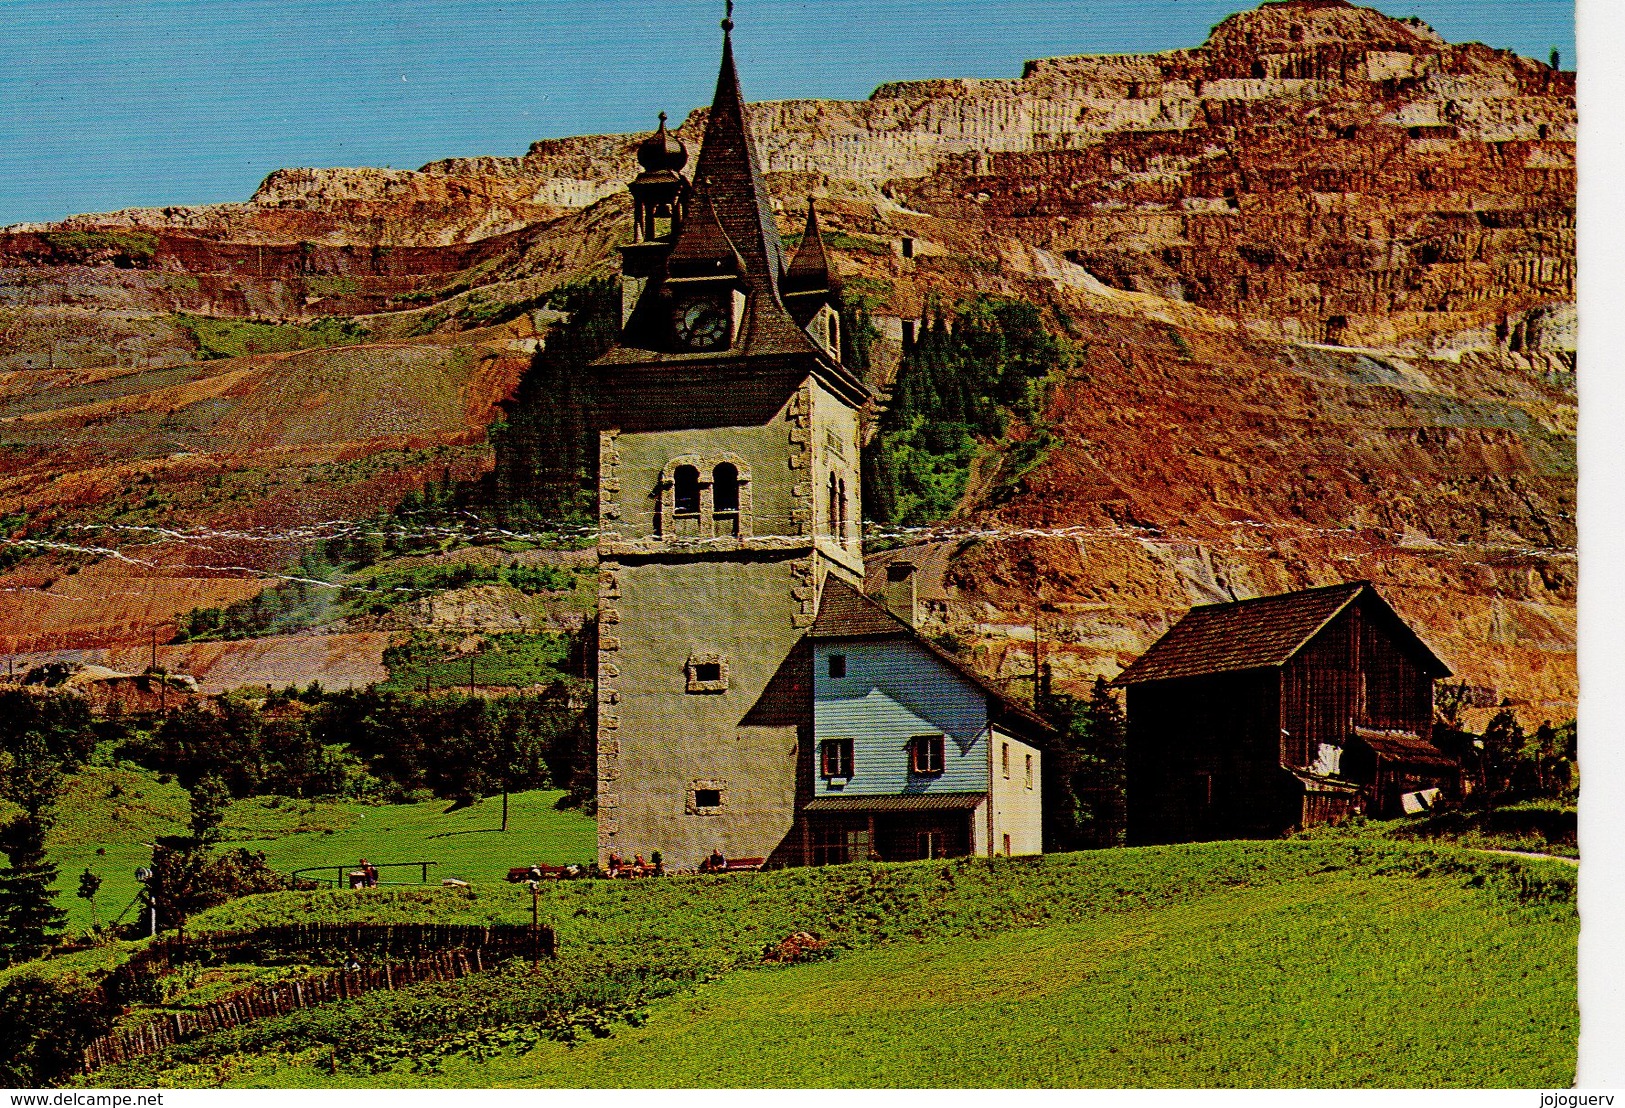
[808, 575, 903, 639]
[1113, 581, 1451, 686]
[811, 577, 1056, 738]
[665, 193, 745, 277]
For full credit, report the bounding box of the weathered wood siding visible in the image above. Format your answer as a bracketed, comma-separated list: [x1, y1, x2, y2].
[1125, 669, 1286, 845]
[812, 639, 990, 797]
[1280, 599, 1434, 768]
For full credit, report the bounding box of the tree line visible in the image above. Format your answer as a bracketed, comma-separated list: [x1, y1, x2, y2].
[864, 296, 1067, 528]
[0, 682, 594, 966]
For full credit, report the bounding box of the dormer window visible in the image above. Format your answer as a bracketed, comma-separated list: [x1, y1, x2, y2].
[674, 465, 701, 515]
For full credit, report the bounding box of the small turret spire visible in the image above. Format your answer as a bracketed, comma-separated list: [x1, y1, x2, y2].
[722, 0, 734, 33]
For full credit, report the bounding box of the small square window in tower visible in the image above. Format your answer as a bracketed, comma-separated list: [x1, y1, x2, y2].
[827, 653, 846, 679]
[688, 781, 727, 815]
[685, 654, 729, 693]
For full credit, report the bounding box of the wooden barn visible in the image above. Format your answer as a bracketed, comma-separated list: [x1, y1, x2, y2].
[1114, 582, 1456, 844]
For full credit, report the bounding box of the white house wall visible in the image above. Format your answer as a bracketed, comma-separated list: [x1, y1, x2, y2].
[990, 728, 1043, 855]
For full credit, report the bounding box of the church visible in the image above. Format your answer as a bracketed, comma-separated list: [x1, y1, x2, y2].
[589, 8, 1050, 870]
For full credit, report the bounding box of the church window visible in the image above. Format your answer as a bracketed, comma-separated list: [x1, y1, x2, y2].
[827, 653, 846, 679]
[713, 463, 739, 515]
[837, 476, 848, 540]
[674, 465, 701, 515]
[827, 472, 840, 538]
[688, 781, 727, 814]
[909, 734, 946, 776]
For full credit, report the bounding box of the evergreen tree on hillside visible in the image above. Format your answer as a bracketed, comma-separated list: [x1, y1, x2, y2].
[1480, 709, 1526, 797]
[0, 738, 66, 966]
[1037, 674, 1128, 851]
[864, 295, 1064, 528]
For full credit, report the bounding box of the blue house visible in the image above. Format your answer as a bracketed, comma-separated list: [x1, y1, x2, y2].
[802, 577, 1051, 863]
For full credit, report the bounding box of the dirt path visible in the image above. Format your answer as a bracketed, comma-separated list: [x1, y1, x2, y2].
[1470, 848, 1579, 867]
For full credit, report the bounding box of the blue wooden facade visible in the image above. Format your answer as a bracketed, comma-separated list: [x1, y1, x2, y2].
[812, 639, 991, 797]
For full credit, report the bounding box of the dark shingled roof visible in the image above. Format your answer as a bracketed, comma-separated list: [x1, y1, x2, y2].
[810, 577, 1056, 738]
[808, 575, 903, 639]
[1350, 728, 1460, 768]
[803, 792, 986, 813]
[595, 28, 868, 391]
[692, 29, 787, 300]
[665, 193, 745, 276]
[783, 201, 834, 295]
[1113, 581, 1450, 686]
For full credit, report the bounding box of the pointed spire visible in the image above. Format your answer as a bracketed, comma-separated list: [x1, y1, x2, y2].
[784, 199, 833, 294]
[686, 5, 788, 297]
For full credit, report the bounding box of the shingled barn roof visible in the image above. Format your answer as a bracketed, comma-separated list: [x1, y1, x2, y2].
[1113, 581, 1450, 686]
[1349, 728, 1460, 768]
[810, 577, 1056, 737]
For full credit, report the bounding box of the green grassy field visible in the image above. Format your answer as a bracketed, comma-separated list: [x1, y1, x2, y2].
[63, 838, 1576, 1089]
[44, 764, 596, 934]
[207, 870, 1574, 1089]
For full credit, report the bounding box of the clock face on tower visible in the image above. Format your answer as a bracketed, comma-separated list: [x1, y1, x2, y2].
[675, 297, 730, 351]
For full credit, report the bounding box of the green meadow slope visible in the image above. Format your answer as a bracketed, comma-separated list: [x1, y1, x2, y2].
[39, 764, 596, 933]
[68, 840, 1575, 1089]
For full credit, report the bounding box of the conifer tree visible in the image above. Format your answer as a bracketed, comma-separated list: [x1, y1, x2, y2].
[0, 744, 66, 966]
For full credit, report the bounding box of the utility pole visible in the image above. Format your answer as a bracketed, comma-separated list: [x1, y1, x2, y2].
[501, 724, 511, 832]
[1032, 612, 1043, 708]
[469, 653, 475, 697]
[150, 627, 158, 671]
[530, 881, 541, 974]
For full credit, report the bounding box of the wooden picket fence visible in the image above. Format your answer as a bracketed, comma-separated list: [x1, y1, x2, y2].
[81, 922, 556, 1074]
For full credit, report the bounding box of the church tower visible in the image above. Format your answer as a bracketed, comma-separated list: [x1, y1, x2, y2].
[592, 8, 869, 869]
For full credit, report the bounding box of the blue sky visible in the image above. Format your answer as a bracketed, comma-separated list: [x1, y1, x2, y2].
[0, 0, 1578, 226]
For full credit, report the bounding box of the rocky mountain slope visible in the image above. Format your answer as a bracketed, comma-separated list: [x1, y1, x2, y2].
[0, 0, 1575, 721]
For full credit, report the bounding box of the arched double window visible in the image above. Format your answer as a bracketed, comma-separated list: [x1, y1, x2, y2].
[659, 454, 751, 539]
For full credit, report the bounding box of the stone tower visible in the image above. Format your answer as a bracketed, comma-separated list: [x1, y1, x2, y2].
[591, 12, 870, 869]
